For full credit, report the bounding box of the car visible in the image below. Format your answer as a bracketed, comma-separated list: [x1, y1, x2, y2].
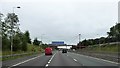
[45, 47, 53, 55]
[73, 49, 75, 51]
[62, 49, 67, 53]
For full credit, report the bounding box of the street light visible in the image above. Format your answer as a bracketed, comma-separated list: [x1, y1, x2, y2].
[13, 6, 20, 13]
[115, 22, 119, 53]
[97, 34, 101, 52]
[11, 6, 20, 56]
[41, 34, 45, 44]
[78, 34, 81, 44]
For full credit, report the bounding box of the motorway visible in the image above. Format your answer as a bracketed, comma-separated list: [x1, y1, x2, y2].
[2, 51, 119, 68]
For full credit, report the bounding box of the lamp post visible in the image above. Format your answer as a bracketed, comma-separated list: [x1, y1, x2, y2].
[97, 34, 101, 52]
[79, 34, 81, 43]
[11, 6, 20, 56]
[41, 34, 45, 44]
[13, 6, 20, 13]
[115, 22, 119, 53]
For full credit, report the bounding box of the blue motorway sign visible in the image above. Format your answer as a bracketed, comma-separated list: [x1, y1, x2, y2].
[52, 41, 64, 45]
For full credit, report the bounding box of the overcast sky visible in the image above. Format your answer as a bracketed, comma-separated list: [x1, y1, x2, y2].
[1, 0, 119, 45]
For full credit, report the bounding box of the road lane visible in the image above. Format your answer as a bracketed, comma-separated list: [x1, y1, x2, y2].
[66, 52, 118, 66]
[2, 51, 119, 68]
[48, 51, 81, 66]
[17, 51, 57, 66]
[3, 54, 42, 67]
[2, 54, 52, 68]
[18, 55, 52, 66]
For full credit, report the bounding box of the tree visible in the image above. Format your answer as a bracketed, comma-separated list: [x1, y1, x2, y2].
[99, 37, 105, 44]
[41, 44, 48, 49]
[13, 32, 27, 51]
[0, 13, 6, 37]
[0, 13, 3, 35]
[2, 13, 28, 51]
[21, 33, 27, 51]
[81, 39, 90, 46]
[24, 31, 31, 44]
[1, 13, 29, 51]
[107, 23, 120, 42]
[33, 38, 40, 45]
[78, 23, 120, 48]
[1, 13, 11, 51]
[2, 36, 10, 51]
[3, 13, 21, 51]
[4, 13, 19, 37]
[13, 33, 21, 51]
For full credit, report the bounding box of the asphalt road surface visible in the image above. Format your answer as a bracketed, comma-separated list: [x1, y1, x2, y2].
[2, 51, 119, 68]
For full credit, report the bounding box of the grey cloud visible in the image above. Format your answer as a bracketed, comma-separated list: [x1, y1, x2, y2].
[1, 1, 118, 45]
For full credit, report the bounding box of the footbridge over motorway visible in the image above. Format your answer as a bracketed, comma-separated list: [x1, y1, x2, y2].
[57, 45, 72, 49]
[49, 41, 73, 49]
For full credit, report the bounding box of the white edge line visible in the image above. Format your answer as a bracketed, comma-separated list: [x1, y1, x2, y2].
[73, 53, 119, 64]
[9, 55, 42, 68]
[48, 61, 50, 63]
[46, 53, 56, 67]
[48, 53, 56, 64]
[87, 56, 119, 64]
[45, 64, 49, 67]
[73, 59, 77, 62]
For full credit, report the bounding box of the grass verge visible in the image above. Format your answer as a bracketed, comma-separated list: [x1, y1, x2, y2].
[81, 44, 119, 53]
[2, 44, 44, 61]
[2, 52, 40, 61]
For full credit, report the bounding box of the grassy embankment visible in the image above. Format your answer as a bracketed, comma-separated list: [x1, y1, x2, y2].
[81, 44, 120, 53]
[1, 44, 44, 61]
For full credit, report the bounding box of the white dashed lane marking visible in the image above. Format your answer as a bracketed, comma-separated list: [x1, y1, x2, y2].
[73, 59, 77, 62]
[45, 53, 56, 67]
[45, 64, 48, 67]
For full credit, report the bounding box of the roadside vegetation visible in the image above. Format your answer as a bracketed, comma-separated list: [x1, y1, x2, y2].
[0, 12, 48, 61]
[2, 44, 47, 61]
[2, 44, 43, 56]
[77, 23, 120, 53]
[80, 44, 119, 53]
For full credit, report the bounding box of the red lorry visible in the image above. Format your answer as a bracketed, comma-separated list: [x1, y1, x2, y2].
[45, 47, 53, 55]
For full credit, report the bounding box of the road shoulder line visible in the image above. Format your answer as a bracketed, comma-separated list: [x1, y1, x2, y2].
[73, 59, 77, 62]
[8, 54, 43, 68]
[71, 52, 119, 64]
